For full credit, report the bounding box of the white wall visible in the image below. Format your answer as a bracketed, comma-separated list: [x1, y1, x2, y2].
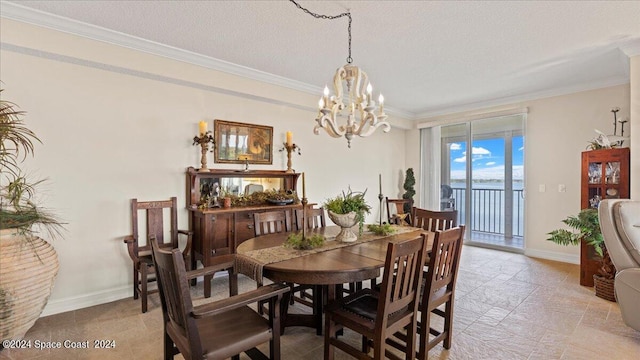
[415, 85, 632, 264]
[0, 19, 413, 314]
[630, 55, 639, 200]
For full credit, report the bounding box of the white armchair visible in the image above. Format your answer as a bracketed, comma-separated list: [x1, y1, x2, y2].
[598, 199, 640, 331]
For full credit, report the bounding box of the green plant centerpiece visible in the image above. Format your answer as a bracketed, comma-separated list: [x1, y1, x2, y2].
[1, 89, 64, 341]
[324, 188, 371, 243]
[284, 232, 325, 250]
[367, 223, 396, 236]
[547, 208, 616, 285]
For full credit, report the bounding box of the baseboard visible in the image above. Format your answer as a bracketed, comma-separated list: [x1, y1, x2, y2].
[41, 285, 131, 316]
[524, 248, 580, 265]
[41, 272, 230, 316]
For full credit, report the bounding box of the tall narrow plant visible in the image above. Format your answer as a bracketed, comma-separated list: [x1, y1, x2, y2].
[402, 168, 415, 213]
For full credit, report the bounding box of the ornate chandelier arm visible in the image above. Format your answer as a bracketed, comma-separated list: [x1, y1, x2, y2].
[314, 114, 345, 138]
[355, 113, 391, 138]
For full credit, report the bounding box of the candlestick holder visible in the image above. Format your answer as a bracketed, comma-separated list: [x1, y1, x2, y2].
[279, 143, 301, 173]
[378, 192, 384, 225]
[192, 131, 215, 171]
[301, 197, 308, 240]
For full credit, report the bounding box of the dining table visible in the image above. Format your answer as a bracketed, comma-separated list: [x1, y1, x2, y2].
[235, 225, 433, 334]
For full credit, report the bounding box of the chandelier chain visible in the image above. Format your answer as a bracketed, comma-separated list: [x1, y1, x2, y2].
[289, 0, 352, 63]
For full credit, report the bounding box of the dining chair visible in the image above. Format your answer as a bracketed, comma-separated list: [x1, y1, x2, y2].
[388, 226, 465, 360]
[411, 207, 458, 232]
[123, 197, 197, 313]
[386, 197, 413, 226]
[324, 233, 428, 360]
[253, 210, 292, 236]
[150, 238, 289, 360]
[253, 210, 293, 315]
[293, 207, 326, 306]
[294, 207, 326, 231]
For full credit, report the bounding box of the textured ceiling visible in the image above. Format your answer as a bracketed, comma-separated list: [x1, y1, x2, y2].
[4, 0, 640, 118]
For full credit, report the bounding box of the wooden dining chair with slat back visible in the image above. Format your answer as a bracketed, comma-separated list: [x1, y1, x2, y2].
[411, 207, 458, 232]
[123, 197, 195, 313]
[292, 207, 326, 325]
[253, 210, 292, 237]
[324, 233, 428, 360]
[388, 226, 465, 360]
[253, 210, 292, 315]
[150, 238, 289, 360]
[294, 207, 326, 231]
[386, 197, 414, 226]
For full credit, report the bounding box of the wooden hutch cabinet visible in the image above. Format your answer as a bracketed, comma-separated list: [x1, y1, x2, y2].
[580, 148, 630, 286]
[186, 167, 302, 270]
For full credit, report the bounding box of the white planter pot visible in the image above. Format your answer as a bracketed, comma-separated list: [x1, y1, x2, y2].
[0, 229, 59, 341]
[328, 211, 359, 243]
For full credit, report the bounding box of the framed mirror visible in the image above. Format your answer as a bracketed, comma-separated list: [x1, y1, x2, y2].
[214, 120, 273, 164]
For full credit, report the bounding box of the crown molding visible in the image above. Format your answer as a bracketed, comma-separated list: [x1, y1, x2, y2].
[415, 76, 630, 120]
[2, 1, 633, 123]
[0, 1, 412, 121]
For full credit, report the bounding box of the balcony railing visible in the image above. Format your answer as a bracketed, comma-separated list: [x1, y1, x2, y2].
[450, 187, 524, 237]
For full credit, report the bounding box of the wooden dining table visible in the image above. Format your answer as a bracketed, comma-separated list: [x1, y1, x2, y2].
[236, 225, 433, 334]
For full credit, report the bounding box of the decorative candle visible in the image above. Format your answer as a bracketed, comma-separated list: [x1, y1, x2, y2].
[379, 173, 382, 194]
[199, 120, 207, 135]
[366, 83, 372, 103]
[323, 85, 330, 106]
[302, 172, 306, 199]
[318, 98, 324, 109]
[286, 131, 293, 147]
[378, 94, 385, 114]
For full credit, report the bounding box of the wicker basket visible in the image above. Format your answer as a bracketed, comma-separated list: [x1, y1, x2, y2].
[593, 275, 616, 302]
[0, 229, 59, 341]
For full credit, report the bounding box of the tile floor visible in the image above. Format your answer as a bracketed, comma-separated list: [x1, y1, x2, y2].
[1, 246, 639, 360]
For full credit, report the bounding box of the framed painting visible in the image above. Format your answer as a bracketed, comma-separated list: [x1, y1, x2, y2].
[214, 120, 273, 164]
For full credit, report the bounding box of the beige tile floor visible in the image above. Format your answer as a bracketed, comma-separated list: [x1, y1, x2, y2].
[1, 245, 639, 360]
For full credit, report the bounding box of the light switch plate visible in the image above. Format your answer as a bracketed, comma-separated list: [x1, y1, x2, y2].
[538, 184, 546, 192]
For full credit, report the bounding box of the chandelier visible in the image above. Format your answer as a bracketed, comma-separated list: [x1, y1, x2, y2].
[290, 0, 390, 148]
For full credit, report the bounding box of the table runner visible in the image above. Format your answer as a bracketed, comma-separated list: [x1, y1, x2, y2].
[236, 225, 417, 284]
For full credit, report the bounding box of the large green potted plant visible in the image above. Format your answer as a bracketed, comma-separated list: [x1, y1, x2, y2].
[324, 188, 371, 243]
[0, 89, 64, 341]
[547, 208, 616, 301]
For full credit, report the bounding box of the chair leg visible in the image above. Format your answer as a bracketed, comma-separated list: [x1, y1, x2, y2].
[324, 314, 334, 360]
[443, 301, 453, 349]
[406, 321, 417, 360]
[163, 332, 173, 360]
[229, 271, 238, 296]
[133, 266, 139, 300]
[141, 266, 148, 313]
[419, 310, 432, 360]
[313, 285, 323, 335]
[204, 274, 212, 298]
[289, 283, 296, 305]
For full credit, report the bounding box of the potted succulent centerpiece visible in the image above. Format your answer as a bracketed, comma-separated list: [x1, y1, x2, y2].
[547, 208, 616, 301]
[0, 89, 64, 341]
[324, 188, 371, 243]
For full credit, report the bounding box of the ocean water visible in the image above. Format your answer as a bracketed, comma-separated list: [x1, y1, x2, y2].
[447, 180, 525, 236]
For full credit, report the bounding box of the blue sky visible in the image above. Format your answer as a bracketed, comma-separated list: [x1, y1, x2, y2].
[449, 136, 524, 181]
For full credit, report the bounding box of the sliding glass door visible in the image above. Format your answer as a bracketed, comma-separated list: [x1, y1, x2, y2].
[441, 115, 525, 250]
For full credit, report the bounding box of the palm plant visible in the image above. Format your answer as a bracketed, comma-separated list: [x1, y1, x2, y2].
[547, 208, 615, 279]
[0, 89, 63, 239]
